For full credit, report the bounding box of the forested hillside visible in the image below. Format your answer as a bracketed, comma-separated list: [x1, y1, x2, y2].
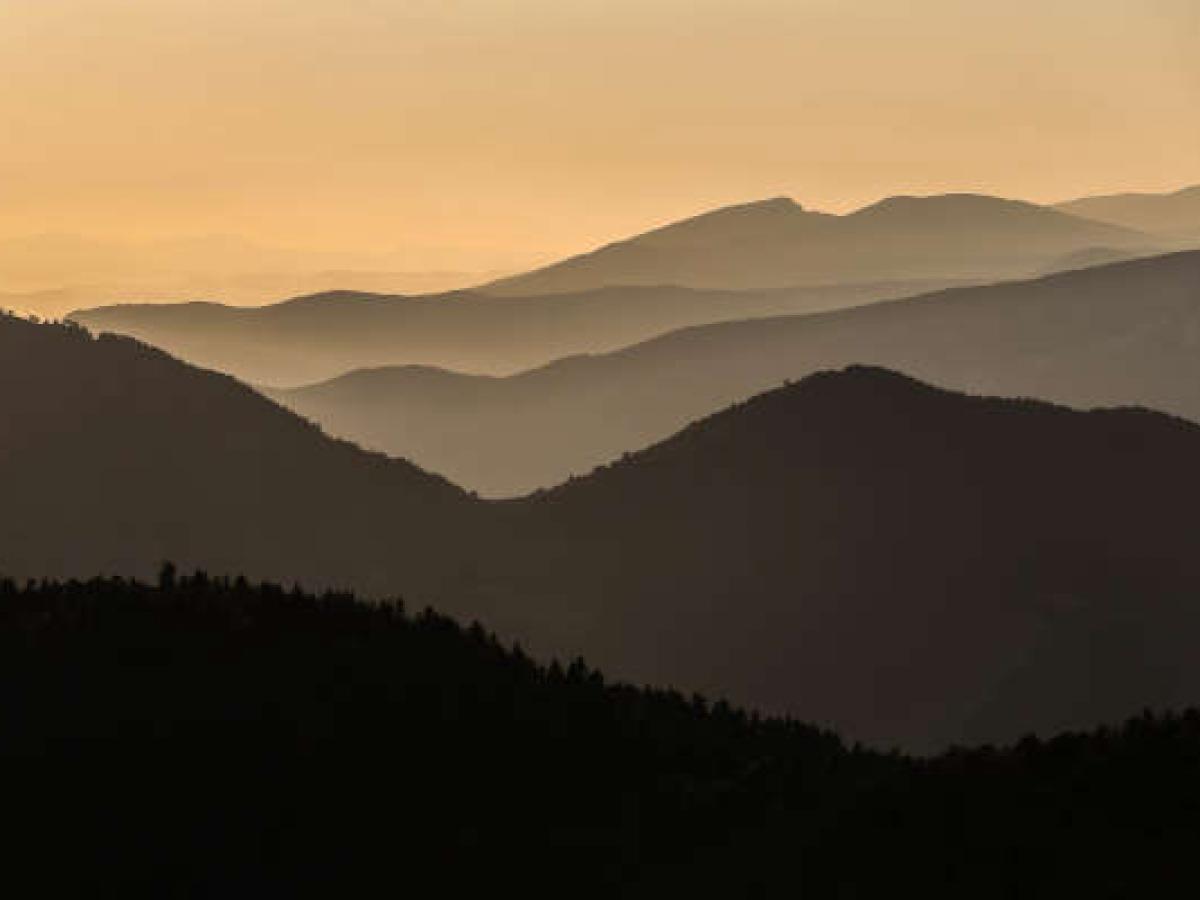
[2, 573, 1197, 896]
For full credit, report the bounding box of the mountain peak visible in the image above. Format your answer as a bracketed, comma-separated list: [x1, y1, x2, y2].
[802, 363, 923, 388]
[627, 196, 820, 248]
[746, 195, 804, 211]
[473, 187, 1164, 295]
[739, 364, 942, 415]
[672, 195, 808, 224]
[851, 193, 1032, 218]
[686, 195, 803, 212]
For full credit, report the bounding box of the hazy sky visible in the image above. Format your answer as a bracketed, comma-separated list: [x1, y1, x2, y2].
[2, 0, 1197, 264]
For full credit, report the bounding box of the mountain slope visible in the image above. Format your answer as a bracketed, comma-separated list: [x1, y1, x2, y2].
[68, 279, 953, 386]
[0, 231, 527, 317]
[7, 313, 1200, 749]
[1057, 184, 1200, 240]
[8, 575, 1200, 897]
[482, 193, 1163, 296]
[0, 313, 471, 591]
[0, 573, 848, 897]
[471, 367, 1200, 750]
[272, 250, 1200, 496]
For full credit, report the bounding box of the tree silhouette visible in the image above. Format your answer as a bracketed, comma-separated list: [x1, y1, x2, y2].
[0, 570, 1197, 896]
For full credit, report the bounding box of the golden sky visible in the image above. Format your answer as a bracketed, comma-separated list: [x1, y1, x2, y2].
[1, 0, 1197, 265]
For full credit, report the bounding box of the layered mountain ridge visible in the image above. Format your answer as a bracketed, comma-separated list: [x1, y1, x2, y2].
[482, 192, 1164, 295]
[68, 191, 1173, 386]
[271, 250, 1200, 496]
[6, 311, 1200, 750]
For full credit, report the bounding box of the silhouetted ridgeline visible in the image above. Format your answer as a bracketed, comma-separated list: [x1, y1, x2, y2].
[271, 249, 1200, 496]
[482, 193, 1163, 296]
[0, 312, 472, 592]
[66, 192, 1178, 388]
[7, 312, 1200, 750]
[1057, 183, 1200, 240]
[2, 573, 1199, 896]
[68, 278, 957, 386]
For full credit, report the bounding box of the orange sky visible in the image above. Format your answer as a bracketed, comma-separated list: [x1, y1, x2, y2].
[1, 0, 1197, 265]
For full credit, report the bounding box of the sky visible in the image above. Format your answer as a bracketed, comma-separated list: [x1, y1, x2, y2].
[1, 0, 1197, 266]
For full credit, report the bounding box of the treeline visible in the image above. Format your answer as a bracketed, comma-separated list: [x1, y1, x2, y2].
[1, 571, 1197, 896]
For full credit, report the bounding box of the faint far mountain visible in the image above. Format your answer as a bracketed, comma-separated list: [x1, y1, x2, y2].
[0, 271, 516, 320]
[7, 311, 1200, 750]
[63, 193, 1168, 385]
[269, 250, 1200, 496]
[480, 193, 1165, 295]
[0, 232, 531, 317]
[68, 278, 960, 386]
[1056, 185, 1200, 241]
[0, 233, 356, 288]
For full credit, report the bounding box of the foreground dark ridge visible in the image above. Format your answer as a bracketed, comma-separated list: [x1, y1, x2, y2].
[3, 573, 1198, 897]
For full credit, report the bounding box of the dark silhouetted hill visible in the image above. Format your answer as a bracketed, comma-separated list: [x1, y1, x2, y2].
[1057, 184, 1200, 241]
[67, 279, 952, 386]
[0, 313, 471, 592]
[471, 366, 1200, 749]
[272, 250, 1200, 497]
[6, 574, 1200, 896]
[6, 313, 1200, 750]
[481, 193, 1162, 295]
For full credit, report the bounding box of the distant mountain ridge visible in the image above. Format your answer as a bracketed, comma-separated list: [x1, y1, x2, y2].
[7, 311, 1200, 749]
[271, 250, 1200, 496]
[481, 192, 1164, 296]
[69, 278, 957, 386]
[67, 191, 1173, 385]
[1056, 184, 1200, 240]
[0, 231, 533, 317]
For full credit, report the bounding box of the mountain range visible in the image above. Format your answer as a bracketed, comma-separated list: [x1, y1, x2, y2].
[481, 193, 1167, 296]
[67, 191, 1179, 386]
[1056, 184, 1200, 241]
[0, 270, 517, 321]
[7, 310, 1200, 750]
[270, 250, 1200, 496]
[0, 232, 535, 318]
[68, 278, 956, 386]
